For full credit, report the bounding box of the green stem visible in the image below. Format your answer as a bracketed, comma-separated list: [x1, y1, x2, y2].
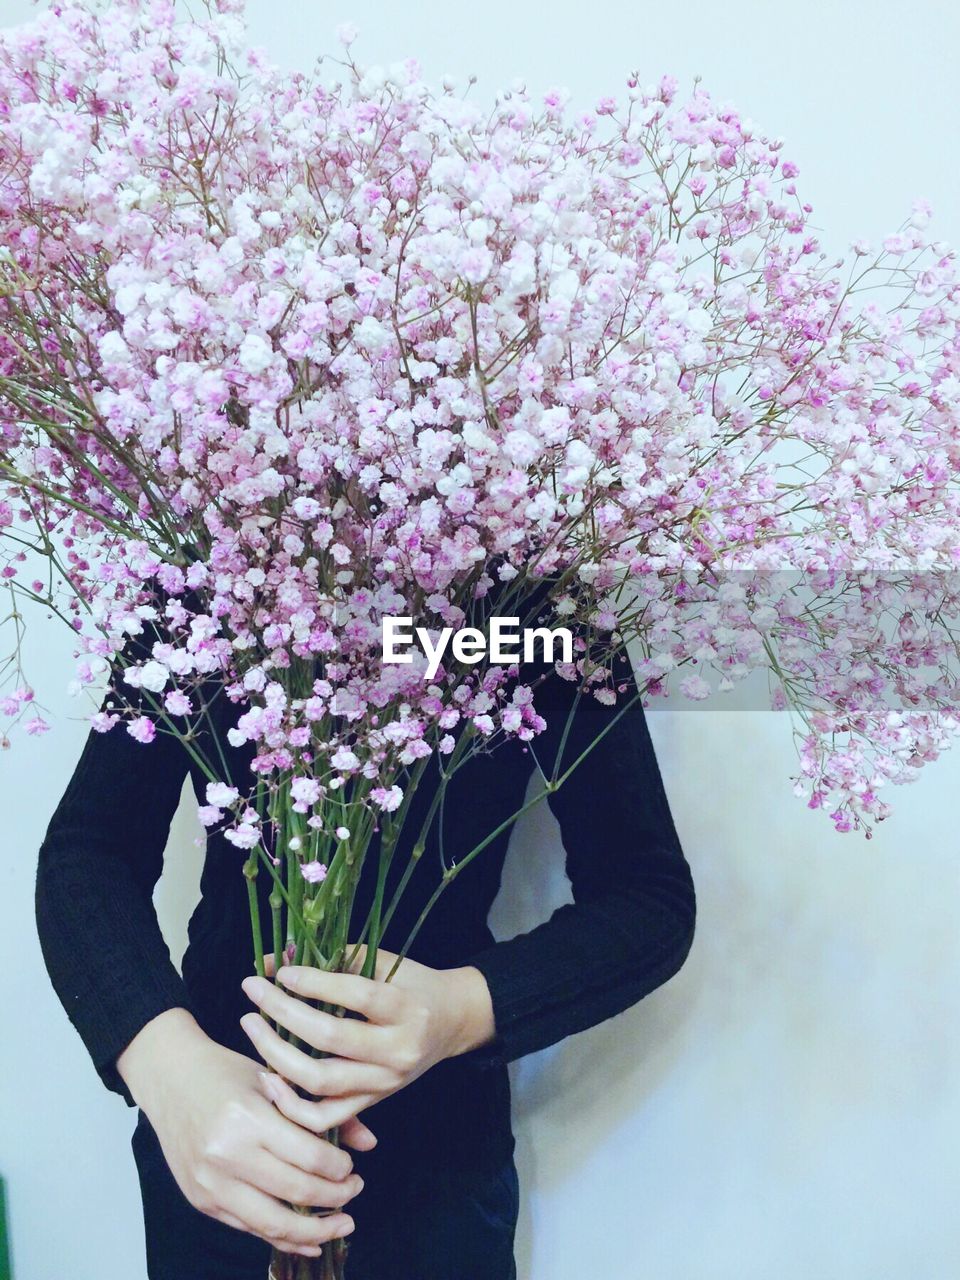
[375, 725, 476, 942]
[386, 684, 648, 981]
[243, 854, 265, 979]
[271, 887, 284, 977]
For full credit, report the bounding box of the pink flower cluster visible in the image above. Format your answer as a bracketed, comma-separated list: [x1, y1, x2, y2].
[0, 0, 958, 835]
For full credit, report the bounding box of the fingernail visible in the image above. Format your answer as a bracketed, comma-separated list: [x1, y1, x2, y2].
[259, 1071, 282, 1101]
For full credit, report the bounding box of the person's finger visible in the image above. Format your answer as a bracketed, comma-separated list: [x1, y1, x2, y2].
[240, 1012, 398, 1090]
[221, 1180, 354, 1254]
[211, 1205, 253, 1236]
[339, 1113, 378, 1152]
[260, 1068, 392, 1137]
[261, 1070, 380, 1134]
[240, 980, 393, 1061]
[254, 1082, 357, 1179]
[245, 1147, 364, 1211]
[263, 1049, 395, 1098]
[272, 965, 403, 1023]
[258, 1073, 379, 1151]
[262, 951, 294, 979]
[264, 948, 401, 986]
[259, 1087, 382, 1136]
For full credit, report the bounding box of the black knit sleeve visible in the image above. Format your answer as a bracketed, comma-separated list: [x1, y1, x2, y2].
[465, 647, 696, 1064]
[34, 616, 201, 1105]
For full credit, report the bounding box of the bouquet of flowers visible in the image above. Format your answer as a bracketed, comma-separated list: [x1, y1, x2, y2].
[2, 1, 959, 1275]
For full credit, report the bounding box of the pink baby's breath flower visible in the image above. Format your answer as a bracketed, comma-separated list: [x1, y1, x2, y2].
[224, 823, 260, 850]
[300, 860, 328, 883]
[371, 784, 403, 812]
[164, 690, 193, 716]
[679, 675, 712, 701]
[331, 746, 360, 772]
[290, 777, 321, 806]
[126, 716, 156, 744]
[125, 660, 169, 693]
[206, 782, 240, 807]
[0, 0, 956, 840]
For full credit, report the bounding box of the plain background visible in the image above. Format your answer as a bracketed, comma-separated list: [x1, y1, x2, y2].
[2, 1, 960, 1277]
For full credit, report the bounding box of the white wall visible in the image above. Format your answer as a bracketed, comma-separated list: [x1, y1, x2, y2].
[2, 2, 959, 1277]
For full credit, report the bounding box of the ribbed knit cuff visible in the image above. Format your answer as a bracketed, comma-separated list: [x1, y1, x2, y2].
[90, 981, 199, 1106]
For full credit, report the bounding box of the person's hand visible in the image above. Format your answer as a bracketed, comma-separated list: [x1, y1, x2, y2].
[239, 947, 496, 1134]
[117, 1008, 374, 1257]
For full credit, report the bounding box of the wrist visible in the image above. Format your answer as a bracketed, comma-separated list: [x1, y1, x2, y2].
[116, 1006, 209, 1115]
[444, 965, 496, 1058]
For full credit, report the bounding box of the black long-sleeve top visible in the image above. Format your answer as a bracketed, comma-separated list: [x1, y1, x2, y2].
[34, 626, 696, 1178]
